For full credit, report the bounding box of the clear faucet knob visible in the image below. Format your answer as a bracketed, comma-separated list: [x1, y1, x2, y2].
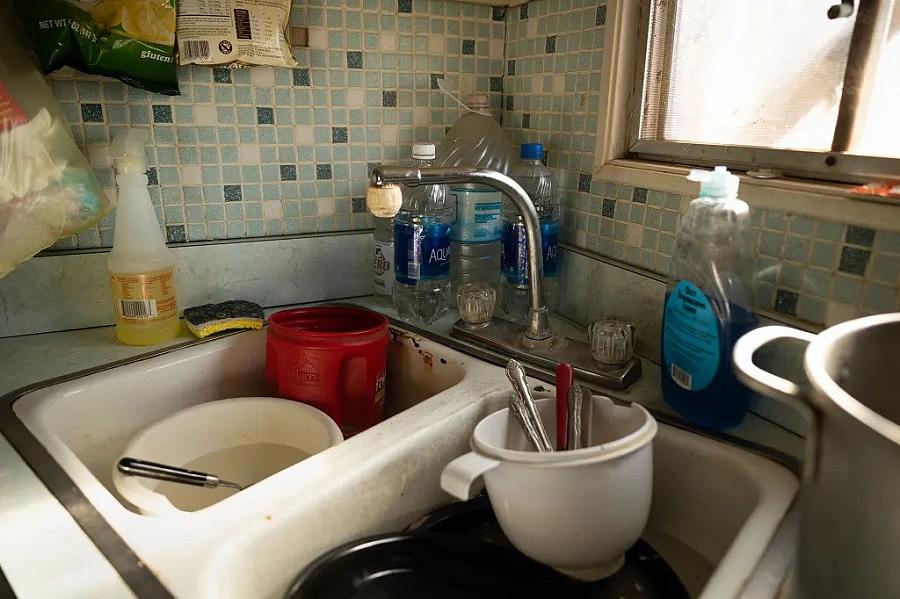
[457, 282, 496, 329]
[588, 317, 635, 366]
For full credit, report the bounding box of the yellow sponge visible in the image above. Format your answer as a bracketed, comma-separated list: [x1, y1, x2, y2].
[183, 300, 264, 339]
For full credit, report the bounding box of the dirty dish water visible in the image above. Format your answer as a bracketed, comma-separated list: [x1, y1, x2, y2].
[152, 444, 310, 511]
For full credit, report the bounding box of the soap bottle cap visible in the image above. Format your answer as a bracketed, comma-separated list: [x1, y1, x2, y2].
[520, 143, 544, 160]
[687, 166, 740, 198]
[110, 128, 149, 175]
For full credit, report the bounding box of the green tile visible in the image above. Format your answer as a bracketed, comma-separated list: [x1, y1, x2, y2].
[863, 282, 895, 312]
[831, 275, 862, 304]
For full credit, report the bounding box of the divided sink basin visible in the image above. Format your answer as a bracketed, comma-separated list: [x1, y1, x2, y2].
[9, 326, 798, 598]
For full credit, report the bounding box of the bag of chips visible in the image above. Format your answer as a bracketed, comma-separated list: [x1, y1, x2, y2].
[176, 0, 297, 68]
[14, 0, 178, 95]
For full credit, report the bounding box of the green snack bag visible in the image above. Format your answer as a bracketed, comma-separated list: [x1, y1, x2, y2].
[14, 0, 179, 95]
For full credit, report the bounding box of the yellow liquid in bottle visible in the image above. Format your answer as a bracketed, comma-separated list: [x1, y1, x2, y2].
[110, 266, 181, 345]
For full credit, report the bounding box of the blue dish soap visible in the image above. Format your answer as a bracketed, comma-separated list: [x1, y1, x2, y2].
[661, 166, 758, 430]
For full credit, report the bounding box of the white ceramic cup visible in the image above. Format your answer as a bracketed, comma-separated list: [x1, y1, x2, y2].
[113, 397, 343, 516]
[441, 396, 657, 580]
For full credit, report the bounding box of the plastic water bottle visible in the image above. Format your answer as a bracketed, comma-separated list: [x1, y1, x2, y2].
[501, 143, 559, 322]
[372, 216, 394, 297]
[392, 142, 452, 324]
[437, 94, 516, 303]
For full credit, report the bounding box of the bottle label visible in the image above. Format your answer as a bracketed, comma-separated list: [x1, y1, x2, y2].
[501, 221, 559, 287]
[373, 241, 394, 295]
[394, 221, 451, 285]
[663, 280, 720, 392]
[110, 267, 178, 326]
[449, 188, 502, 242]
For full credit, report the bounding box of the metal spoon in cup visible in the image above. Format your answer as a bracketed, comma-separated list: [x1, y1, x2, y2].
[506, 359, 553, 453]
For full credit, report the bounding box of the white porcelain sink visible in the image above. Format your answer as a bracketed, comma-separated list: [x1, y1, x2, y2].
[10, 326, 797, 598]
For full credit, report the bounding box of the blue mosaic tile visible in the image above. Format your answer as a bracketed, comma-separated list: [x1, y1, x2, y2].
[346, 51, 363, 68]
[774, 288, 799, 316]
[223, 185, 243, 202]
[596, 5, 607, 26]
[462, 39, 475, 55]
[80, 103, 103, 122]
[845, 225, 875, 247]
[545, 35, 557, 53]
[256, 107, 275, 125]
[280, 164, 297, 181]
[398, 0, 412, 13]
[839, 246, 870, 276]
[146, 167, 159, 185]
[165, 225, 186, 243]
[316, 164, 333, 180]
[632, 187, 648, 204]
[152, 104, 172, 123]
[212, 68, 232, 83]
[579, 173, 592, 193]
[332, 127, 348, 143]
[382, 90, 397, 107]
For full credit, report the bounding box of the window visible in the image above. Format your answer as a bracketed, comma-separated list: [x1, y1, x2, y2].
[630, 0, 900, 182]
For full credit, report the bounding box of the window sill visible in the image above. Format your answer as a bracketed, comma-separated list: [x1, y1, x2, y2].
[596, 159, 900, 233]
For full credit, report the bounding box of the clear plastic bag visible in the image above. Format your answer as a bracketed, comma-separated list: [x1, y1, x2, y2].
[0, 8, 110, 278]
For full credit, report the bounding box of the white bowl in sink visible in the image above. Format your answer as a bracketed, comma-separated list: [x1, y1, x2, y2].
[113, 396, 343, 516]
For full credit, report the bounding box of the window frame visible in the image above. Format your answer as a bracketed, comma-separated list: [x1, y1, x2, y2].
[592, 0, 900, 233]
[626, 0, 900, 184]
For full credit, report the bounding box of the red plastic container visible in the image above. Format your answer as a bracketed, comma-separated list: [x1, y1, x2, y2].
[266, 306, 389, 436]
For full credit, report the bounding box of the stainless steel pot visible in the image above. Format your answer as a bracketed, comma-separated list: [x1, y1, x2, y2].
[733, 313, 900, 599]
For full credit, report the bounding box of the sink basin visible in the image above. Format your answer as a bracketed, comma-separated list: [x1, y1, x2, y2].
[7, 325, 797, 598]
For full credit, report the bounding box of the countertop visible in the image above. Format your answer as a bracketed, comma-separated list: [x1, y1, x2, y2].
[0, 296, 803, 598]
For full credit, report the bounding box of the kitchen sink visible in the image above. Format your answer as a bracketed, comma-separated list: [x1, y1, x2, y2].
[7, 325, 797, 598]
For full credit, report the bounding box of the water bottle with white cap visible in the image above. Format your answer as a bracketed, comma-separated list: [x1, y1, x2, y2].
[392, 142, 452, 324]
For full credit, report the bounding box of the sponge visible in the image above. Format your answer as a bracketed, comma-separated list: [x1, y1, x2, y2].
[183, 300, 264, 339]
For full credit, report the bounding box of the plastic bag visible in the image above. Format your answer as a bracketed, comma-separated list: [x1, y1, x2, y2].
[14, 0, 178, 95]
[0, 9, 110, 279]
[177, 0, 297, 68]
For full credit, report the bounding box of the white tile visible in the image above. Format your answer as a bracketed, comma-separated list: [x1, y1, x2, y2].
[554, 74, 565, 93]
[86, 144, 111, 168]
[627, 224, 644, 247]
[825, 301, 858, 327]
[193, 104, 216, 125]
[262, 200, 283, 220]
[317, 198, 335, 217]
[250, 67, 275, 87]
[308, 27, 327, 49]
[181, 166, 202, 185]
[490, 39, 503, 59]
[294, 125, 314, 145]
[238, 144, 261, 165]
[380, 32, 397, 52]
[428, 35, 445, 55]
[347, 89, 365, 107]
[381, 126, 399, 144]
[413, 107, 430, 126]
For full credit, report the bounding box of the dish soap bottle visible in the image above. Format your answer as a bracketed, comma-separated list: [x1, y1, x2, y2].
[661, 166, 757, 429]
[107, 128, 180, 345]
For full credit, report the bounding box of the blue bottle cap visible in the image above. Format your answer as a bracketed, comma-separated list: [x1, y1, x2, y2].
[520, 143, 544, 160]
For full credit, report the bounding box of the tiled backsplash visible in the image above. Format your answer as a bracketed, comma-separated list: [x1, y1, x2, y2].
[49, 0, 505, 249]
[33, 0, 898, 329]
[501, 0, 899, 328]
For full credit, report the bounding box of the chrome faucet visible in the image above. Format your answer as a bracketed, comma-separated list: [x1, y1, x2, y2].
[370, 166, 553, 344]
[369, 165, 641, 389]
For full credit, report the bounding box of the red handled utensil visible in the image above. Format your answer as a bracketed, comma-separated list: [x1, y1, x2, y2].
[555, 363, 574, 450]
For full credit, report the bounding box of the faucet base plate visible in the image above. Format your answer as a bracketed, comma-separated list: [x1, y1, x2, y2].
[450, 318, 641, 389]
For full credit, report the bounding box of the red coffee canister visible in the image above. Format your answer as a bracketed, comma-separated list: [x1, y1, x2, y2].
[266, 306, 389, 436]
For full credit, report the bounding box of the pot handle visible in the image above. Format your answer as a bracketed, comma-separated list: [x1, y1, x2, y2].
[733, 326, 816, 405]
[441, 452, 500, 501]
[733, 326, 819, 480]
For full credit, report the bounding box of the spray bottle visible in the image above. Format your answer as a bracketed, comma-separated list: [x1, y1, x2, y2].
[661, 166, 757, 429]
[107, 128, 180, 345]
